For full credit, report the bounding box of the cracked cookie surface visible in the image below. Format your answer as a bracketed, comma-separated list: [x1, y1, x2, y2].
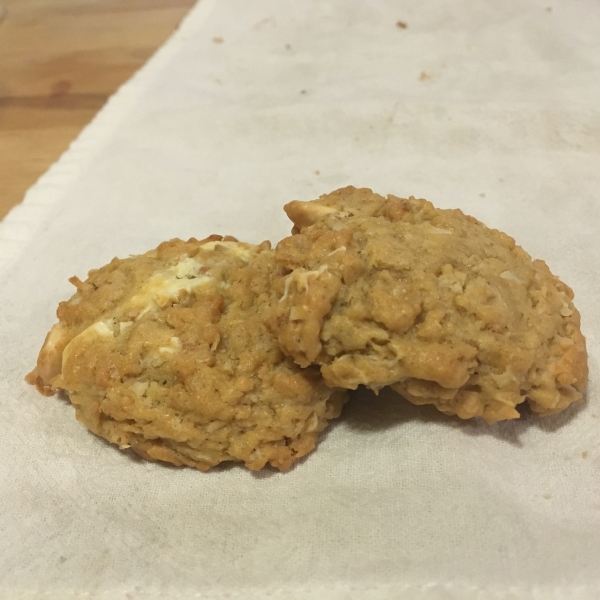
[28, 236, 346, 471]
[269, 187, 587, 424]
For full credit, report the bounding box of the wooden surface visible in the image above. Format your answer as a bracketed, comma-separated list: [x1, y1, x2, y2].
[0, 0, 196, 221]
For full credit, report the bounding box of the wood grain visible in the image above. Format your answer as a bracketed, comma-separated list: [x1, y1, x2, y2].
[0, 0, 196, 220]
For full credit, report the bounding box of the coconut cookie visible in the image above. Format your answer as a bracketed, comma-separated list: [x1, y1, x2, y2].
[269, 187, 587, 424]
[27, 236, 346, 471]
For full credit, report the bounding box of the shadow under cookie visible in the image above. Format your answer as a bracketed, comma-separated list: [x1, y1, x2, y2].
[342, 386, 588, 448]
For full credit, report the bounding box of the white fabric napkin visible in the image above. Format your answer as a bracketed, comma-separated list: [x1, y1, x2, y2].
[1, 0, 599, 598]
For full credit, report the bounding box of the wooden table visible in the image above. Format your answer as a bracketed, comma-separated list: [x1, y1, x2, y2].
[0, 0, 196, 221]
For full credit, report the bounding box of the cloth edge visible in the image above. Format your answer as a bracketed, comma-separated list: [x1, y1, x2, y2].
[0, 0, 219, 279]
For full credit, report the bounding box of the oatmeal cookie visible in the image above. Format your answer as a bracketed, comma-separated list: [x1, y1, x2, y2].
[269, 187, 587, 424]
[27, 236, 346, 471]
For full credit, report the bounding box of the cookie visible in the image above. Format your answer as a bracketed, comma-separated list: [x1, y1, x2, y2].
[27, 236, 346, 471]
[269, 187, 588, 424]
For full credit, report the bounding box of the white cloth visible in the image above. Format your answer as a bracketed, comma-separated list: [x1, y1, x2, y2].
[1, 0, 599, 598]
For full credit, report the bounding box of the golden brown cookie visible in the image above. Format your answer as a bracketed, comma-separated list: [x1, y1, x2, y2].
[27, 236, 346, 471]
[269, 187, 587, 424]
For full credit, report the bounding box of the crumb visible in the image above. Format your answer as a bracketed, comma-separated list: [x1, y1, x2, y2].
[542, 493, 552, 500]
[254, 17, 273, 30]
[396, 21, 407, 29]
[212, 37, 224, 44]
[419, 71, 432, 81]
[582, 451, 588, 458]
[315, 170, 321, 176]
[479, 193, 486, 198]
